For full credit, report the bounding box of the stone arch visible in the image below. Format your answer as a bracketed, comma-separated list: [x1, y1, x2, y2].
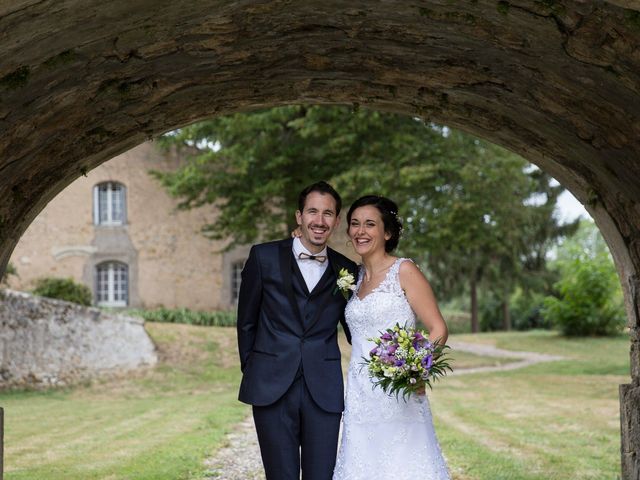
[1, 1, 639, 477]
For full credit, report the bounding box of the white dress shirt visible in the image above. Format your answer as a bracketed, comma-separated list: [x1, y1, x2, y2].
[292, 237, 329, 293]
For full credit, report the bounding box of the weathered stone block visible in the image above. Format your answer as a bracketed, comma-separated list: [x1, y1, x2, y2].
[621, 383, 640, 480]
[0, 289, 157, 389]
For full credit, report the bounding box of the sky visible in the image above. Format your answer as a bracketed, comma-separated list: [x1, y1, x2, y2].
[556, 190, 590, 223]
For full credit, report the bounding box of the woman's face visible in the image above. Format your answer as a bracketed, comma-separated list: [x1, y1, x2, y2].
[348, 205, 391, 257]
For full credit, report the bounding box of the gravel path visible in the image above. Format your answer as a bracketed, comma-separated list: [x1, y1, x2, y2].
[204, 341, 563, 479]
[448, 340, 564, 375]
[203, 416, 264, 479]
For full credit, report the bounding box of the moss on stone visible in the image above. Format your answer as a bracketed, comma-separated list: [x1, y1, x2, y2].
[43, 50, 76, 69]
[535, 0, 566, 16]
[626, 10, 640, 31]
[0, 66, 30, 90]
[497, 1, 510, 15]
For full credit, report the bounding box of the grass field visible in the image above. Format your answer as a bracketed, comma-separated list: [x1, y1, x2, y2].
[432, 330, 628, 480]
[1, 323, 247, 480]
[0, 326, 629, 479]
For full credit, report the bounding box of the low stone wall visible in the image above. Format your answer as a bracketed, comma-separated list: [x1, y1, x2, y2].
[0, 289, 157, 388]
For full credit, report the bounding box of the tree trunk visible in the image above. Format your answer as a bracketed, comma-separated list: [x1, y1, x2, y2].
[502, 299, 511, 331]
[470, 276, 479, 333]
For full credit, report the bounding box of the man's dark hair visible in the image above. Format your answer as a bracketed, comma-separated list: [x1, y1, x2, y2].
[297, 181, 342, 215]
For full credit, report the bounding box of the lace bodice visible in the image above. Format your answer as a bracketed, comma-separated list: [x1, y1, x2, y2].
[346, 257, 416, 341]
[333, 257, 450, 480]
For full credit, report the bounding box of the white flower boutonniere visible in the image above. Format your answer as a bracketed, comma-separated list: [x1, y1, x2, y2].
[334, 268, 356, 300]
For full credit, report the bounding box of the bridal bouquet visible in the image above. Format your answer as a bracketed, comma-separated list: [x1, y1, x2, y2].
[364, 324, 452, 399]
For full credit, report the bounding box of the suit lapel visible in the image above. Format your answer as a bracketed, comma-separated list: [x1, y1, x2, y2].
[279, 240, 304, 326]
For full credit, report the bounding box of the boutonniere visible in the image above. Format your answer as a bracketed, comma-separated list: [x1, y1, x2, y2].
[334, 268, 356, 300]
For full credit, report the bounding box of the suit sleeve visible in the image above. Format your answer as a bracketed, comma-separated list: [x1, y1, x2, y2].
[237, 245, 263, 372]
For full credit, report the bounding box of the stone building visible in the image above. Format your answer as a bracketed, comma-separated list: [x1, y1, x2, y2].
[6, 142, 250, 311]
[7, 141, 354, 311]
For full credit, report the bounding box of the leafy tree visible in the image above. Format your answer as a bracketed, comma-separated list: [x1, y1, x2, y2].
[156, 105, 573, 333]
[542, 220, 626, 336]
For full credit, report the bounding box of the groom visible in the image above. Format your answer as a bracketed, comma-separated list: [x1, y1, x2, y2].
[237, 181, 357, 480]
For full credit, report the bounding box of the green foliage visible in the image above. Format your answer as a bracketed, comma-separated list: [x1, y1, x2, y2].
[509, 288, 550, 330]
[480, 289, 551, 331]
[32, 277, 93, 306]
[156, 106, 576, 332]
[542, 220, 626, 336]
[128, 307, 237, 327]
[1, 262, 18, 285]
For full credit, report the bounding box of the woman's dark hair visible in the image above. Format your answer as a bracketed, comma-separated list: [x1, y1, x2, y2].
[298, 181, 342, 214]
[346, 195, 403, 253]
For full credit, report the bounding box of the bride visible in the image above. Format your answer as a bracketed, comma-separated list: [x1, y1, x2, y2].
[333, 195, 451, 480]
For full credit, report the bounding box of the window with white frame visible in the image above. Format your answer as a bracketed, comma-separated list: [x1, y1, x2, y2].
[96, 261, 129, 307]
[231, 260, 244, 303]
[93, 182, 126, 225]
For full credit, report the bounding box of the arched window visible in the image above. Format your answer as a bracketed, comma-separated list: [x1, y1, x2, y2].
[96, 261, 129, 307]
[93, 182, 126, 225]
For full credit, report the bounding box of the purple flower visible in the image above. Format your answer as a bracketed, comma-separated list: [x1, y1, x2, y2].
[394, 359, 406, 367]
[413, 331, 425, 341]
[421, 354, 433, 369]
[380, 354, 395, 365]
[370, 346, 380, 357]
[387, 344, 398, 355]
[380, 332, 393, 341]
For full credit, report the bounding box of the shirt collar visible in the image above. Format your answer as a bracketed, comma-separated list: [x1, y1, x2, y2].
[293, 237, 328, 259]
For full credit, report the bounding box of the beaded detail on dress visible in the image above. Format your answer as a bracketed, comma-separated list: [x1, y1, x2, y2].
[333, 258, 451, 480]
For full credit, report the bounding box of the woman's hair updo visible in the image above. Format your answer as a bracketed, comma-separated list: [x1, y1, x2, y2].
[346, 195, 403, 253]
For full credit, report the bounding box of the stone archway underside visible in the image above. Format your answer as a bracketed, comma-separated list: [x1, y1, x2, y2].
[1, 0, 639, 476]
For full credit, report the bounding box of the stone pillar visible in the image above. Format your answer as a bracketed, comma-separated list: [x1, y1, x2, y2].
[621, 383, 640, 480]
[622, 273, 640, 480]
[1, 406, 3, 480]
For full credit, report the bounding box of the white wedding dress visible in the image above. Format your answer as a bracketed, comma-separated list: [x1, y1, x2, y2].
[333, 258, 451, 480]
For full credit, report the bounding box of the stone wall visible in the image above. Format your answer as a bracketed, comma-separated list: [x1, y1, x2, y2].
[0, 289, 157, 388]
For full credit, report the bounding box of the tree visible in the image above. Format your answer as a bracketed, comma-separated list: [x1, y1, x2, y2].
[156, 105, 573, 332]
[542, 220, 625, 336]
[154, 106, 448, 245]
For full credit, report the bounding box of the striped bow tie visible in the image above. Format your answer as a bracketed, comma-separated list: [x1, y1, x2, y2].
[298, 252, 327, 263]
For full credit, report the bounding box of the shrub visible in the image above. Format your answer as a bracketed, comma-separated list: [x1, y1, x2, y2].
[542, 252, 625, 336]
[1, 262, 18, 285]
[32, 277, 93, 306]
[510, 289, 551, 331]
[128, 307, 237, 327]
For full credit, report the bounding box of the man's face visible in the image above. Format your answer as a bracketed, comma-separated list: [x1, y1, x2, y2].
[295, 191, 340, 252]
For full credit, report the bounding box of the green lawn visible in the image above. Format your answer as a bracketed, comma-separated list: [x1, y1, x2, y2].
[431, 330, 629, 480]
[1, 323, 248, 480]
[0, 327, 629, 479]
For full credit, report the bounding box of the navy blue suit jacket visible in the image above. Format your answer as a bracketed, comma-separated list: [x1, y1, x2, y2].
[237, 238, 357, 413]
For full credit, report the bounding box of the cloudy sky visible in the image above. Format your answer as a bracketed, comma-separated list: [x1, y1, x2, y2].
[556, 190, 590, 222]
